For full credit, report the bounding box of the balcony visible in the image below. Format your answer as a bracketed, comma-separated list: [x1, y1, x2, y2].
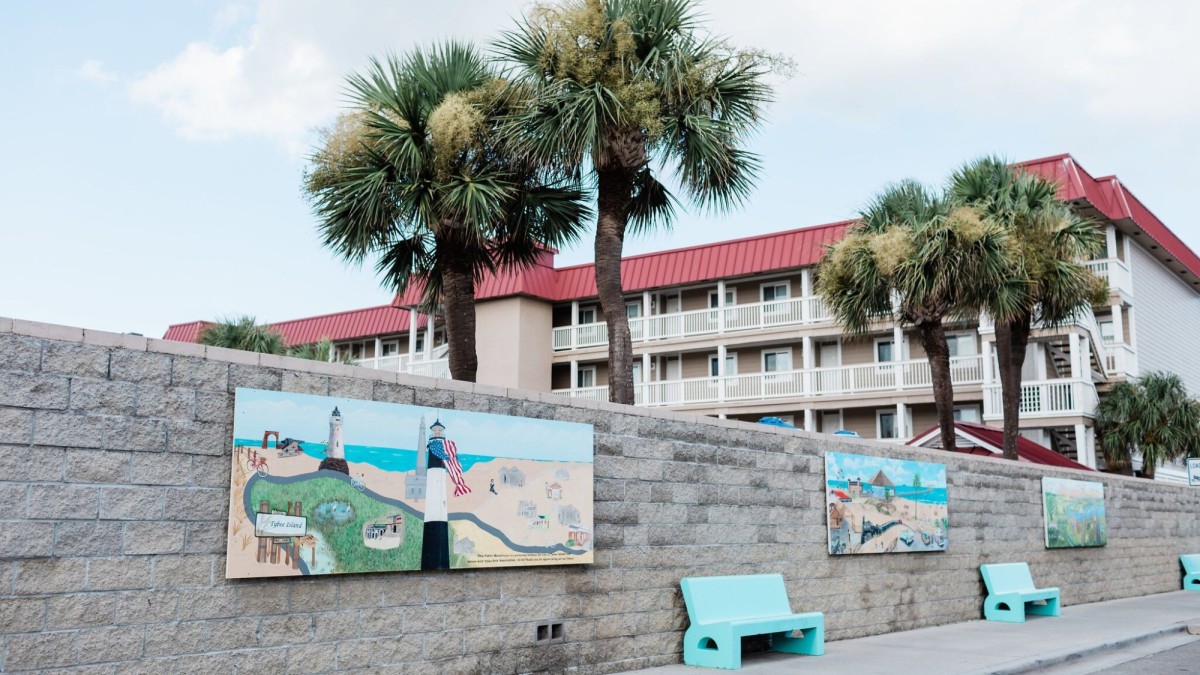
[1085, 257, 1133, 297]
[552, 355, 983, 407]
[1102, 343, 1138, 378]
[356, 354, 451, 379]
[983, 378, 1098, 420]
[552, 296, 832, 350]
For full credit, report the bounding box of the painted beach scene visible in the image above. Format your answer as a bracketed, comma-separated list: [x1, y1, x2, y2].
[825, 451, 949, 555]
[1042, 477, 1106, 548]
[225, 388, 594, 578]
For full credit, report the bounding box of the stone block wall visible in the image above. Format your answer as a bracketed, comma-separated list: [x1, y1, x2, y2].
[2, 317, 1200, 673]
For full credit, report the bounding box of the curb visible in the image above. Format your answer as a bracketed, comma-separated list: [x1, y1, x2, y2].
[977, 623, 1192, 675]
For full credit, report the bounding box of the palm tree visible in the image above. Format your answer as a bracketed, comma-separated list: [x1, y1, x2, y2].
[1096, 372, 1200, 479]
[817, 181, 1010, 452]
[199, 316, 286, 355]
[305, 43, 590, 382]
[287, 338, 355, 365]
[497, 0, 776, 404]
[949, 157, 1105, 460]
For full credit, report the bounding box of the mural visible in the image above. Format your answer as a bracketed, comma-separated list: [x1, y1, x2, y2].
[1042, 477, 1106, 548]
[225, 388, 594, 578]
[825, 451, 949, 555]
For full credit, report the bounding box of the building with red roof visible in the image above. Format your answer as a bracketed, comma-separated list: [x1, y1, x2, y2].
[164, 154, 1200, 477]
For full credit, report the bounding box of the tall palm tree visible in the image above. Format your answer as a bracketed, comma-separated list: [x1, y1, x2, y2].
[305, 43, 590, 382]
[497, 0, 775, 404]
[949, 157, 1105, 460]
[1096, 372, 1200, 479]
[199, 316, 286, 355]
[817, 181, 1010, 452]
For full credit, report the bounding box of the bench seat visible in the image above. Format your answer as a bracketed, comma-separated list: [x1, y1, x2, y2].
[980, 563, 1061, 623]
[1181, 554, 1200, 590]
[681, 574, 824, 669]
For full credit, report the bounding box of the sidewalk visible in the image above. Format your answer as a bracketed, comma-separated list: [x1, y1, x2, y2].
[629, 591, 1200, 675]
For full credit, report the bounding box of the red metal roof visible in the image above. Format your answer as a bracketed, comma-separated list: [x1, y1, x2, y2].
[162, 305, 427, 346]
[908, 421, 1094, 471]
[1019, 154, 1200, 289]
[395, 249, 560, 307]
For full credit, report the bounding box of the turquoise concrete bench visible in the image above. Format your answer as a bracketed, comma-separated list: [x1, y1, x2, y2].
[1181, 555, 1200, 590]
[680, 573, 824, 669]
[980, 563, 1061, 623]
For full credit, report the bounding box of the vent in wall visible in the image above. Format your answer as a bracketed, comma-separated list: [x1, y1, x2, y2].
[535, 620, 566, 645]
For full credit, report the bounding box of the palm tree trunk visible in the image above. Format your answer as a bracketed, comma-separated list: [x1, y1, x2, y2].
[917, 320, 958, 454]
[995, 317, 1032, 460]
[595, 166, 637, 405]
[440, 257, 478, 383]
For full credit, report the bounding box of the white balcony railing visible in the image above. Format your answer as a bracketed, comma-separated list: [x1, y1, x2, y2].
[357, 354, 451, 380]
[983, 378, 1099, 420]
[552, 356, 983, 407]
[552, 296, 832, 350]
[1103, 343, 1138, 377]
[1085, 257, 1133, 297]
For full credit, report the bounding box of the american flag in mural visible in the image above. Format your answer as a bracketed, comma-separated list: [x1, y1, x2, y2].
[430, 437, 471, 497]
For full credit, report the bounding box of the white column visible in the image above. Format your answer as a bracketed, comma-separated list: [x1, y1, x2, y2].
[407, 310, 418, 362]
[893, 323, 905, 390]
[424, 323, 433, 361]
[1068, 332, 1081, 379]
[896, 402, 907, 440]
[981, 339, 993, 386]
[642, 353, 651, 399]
[1111, 305, 1124, 345]
[373, 337, 382, 364]
[571, 300, 580, 349]
[1105, 225, 1118, 259]
[1074, 422, 1088, 465]
[569, 360, 579, 391]
[801, 268, 813, 297]
[802, 336, 814, 396]
[717, 344, 727, 402]
[643, 290, 653, 342]
[803, 408, 815, 432]
[716, 279, 726, 334]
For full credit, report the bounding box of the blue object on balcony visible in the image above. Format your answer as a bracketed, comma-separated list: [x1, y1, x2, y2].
[832, 430, 860, 437]
[757, 417, 796, 429]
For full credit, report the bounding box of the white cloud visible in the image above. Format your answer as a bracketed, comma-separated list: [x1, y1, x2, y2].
[124, 0, 1199, 154]
[77, 59, 119, 85]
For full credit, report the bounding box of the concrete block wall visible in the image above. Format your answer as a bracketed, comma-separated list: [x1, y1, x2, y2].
[2, 317, 1200, 674]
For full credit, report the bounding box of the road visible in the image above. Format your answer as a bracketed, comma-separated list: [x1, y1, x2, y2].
[1088, 638, 1200, 674]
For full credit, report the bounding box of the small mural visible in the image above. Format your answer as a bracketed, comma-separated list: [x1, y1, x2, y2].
[225, 388, 594, 578]
[1042, 477, 1106, 548]
[825, 451, 949, 555]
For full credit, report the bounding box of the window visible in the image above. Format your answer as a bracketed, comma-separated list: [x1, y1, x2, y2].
[878, 411, 897, 440]
[578, 306, 597, 324]
[946, 333, 977, 357]
[762, 348, 791, 373]
[632, 362, 643, 385]
[761, 282, 790, 303]
[953, 406, 980, 423]
[381, 341, 399, 357]
[875, 339, 894, 363]
[708, 353, 737, 377]
[708, 289, 736, 308]
[625, 301, 641, 319]
[576, 366, 596, 388]
[1099, 321, 1115, 344]
[414, 333, 425, 354]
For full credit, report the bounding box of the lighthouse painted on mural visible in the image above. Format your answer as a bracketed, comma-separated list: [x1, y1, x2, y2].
[420, 419, 471, 570]
[319, 406, 350, 475]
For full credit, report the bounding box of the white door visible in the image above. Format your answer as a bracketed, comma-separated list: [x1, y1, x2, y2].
[817, 341, 841, 393]
[664, 294, 681, 314]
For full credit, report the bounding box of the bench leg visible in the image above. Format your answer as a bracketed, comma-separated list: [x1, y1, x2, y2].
[684, 627, 740, 669]
[1027, 595, 1060, 617]
[1184, 574, 1200, 591]
[983, 594, 1025, 623]
[772, 623, 824, 657]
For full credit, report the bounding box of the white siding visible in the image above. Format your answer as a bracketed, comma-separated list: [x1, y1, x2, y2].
[1129, 244, 1200, 396]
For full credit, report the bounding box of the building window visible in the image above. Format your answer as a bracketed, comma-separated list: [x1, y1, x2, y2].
[875, 339, 894, 363]
[632, 362, 642, 384]
[762, 348, 791, 373]
[579, 306, 597, 324]
[946, 333, 976, 357]
[953, 406, 980, 423]
[708, 289, 736, 308]
[414, 333, 425, 354]
[625, 301, 641, 319]
[761, 282, 790, 304]
[1099, 320, 1115, 344]
[381, 341, 399, 357]
[877, 410, 897, 440]
[577, 366, 596, 389]
[709, 353, 737, 377]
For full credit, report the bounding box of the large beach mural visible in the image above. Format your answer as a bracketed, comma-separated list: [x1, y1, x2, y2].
[225, 388, 594, 578]
[825, 451, 949, 555]
[1042, 477, 1106, 549]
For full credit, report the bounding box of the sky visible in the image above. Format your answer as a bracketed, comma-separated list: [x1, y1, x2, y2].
[2, 1, 1198, 338]
[232, 388, 594, 462]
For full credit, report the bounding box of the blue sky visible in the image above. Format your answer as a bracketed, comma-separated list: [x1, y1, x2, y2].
[2, 1, 1197, 338]
[233, 388, 594, 462]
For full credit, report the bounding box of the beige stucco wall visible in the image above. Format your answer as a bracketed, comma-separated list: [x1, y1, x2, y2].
[475, 296, 554, 391]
